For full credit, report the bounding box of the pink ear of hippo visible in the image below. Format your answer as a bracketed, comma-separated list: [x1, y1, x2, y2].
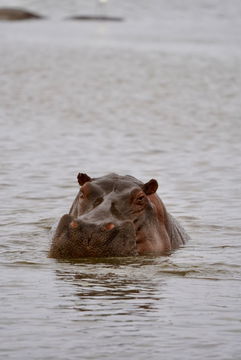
[77, 173, 92, 186]
[143, 179, 158, 195]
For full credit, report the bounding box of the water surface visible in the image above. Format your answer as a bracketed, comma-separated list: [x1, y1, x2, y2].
[0, 1, 241, 359]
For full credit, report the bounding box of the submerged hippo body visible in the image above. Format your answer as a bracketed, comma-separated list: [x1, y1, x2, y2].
[50, 173, 189, 259]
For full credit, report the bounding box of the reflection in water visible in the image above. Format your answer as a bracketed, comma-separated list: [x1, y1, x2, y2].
[55, 258, 165, 316]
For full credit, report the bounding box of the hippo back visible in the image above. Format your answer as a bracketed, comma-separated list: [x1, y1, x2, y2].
[165, 212, 190, 249]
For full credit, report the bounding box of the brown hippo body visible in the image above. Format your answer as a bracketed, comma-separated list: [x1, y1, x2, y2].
[66, 15, 124, 22]
[49, 173, 189, 259]
[0, 8, 43, 21]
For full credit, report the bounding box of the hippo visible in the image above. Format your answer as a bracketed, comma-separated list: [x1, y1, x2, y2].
[49, 173, 189, 259]
[0, 8, 44, 21]
[66, 15, 124, 22]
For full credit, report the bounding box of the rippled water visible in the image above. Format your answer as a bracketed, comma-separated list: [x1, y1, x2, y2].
[1, 1, 241, 359]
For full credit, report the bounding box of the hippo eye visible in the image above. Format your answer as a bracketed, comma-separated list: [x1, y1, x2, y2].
[135, 195, 145, 204]
[94, 198, 103, 207]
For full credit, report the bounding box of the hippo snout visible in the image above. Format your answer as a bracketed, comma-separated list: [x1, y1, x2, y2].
[49, 216, 137, 259]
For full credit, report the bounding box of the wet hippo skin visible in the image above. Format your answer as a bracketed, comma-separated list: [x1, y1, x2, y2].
[49, 173, 189, 258]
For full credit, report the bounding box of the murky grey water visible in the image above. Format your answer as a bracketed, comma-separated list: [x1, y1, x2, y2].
[0, 1, 241, 359]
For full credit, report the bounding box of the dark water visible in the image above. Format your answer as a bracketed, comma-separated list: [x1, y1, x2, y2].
[0, 1, 241, 359]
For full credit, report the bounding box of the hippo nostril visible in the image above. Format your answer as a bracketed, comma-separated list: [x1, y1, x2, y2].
[103, 223, 115, 231]
[69, 220, 79, 229]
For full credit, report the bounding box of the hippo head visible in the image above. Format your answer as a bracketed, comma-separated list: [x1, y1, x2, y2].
[49, 173, 170, 259]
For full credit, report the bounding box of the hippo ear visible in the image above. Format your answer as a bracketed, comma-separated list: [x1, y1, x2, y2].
[143, 179, 158, 195]
[77, 173, 92, 186]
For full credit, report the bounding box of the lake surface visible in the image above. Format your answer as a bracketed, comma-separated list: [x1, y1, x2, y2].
[0, 1, 241, 359]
